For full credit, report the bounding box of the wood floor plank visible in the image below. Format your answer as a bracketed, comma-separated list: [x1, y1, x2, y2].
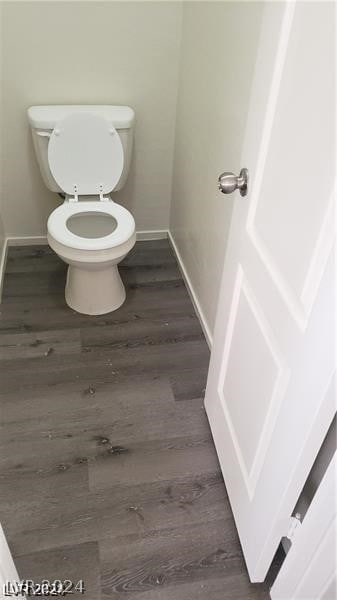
[80, 314, 202, 350]
[120, 262, 181, 285]
[0, 377, 174, 427]
[122, 240, 176, 267]
[5, 245, 61, 274]
[2, 270, 66, 299]
[88, 435, 220, 491]
[169, 365, 209, 401]
[0, 328, 81, 360]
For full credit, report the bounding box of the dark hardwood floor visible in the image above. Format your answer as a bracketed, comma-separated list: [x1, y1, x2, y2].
[0, 240, 269, 599]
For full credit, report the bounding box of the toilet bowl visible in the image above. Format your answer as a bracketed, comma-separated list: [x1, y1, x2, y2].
[48, 200, 136, 315]
[28, 106, 136, 315]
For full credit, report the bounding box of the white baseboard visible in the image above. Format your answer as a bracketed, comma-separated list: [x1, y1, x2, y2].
[7, 235, 48, 246]
[0, 238, 9, 302]
[168, 231, 212, 349]
[136, 230, 168, 241]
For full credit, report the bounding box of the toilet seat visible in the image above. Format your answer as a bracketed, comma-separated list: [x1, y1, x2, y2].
[47, 201, 135, 251]
[48, 112, 124, 197]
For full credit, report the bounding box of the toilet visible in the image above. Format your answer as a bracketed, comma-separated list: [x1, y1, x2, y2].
[28, 105, 136, 315]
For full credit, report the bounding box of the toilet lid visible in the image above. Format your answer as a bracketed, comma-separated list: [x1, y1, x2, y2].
[48, 112, 124, 195]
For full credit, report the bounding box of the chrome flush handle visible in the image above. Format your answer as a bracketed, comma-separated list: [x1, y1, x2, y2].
[218, 168, 249, 196]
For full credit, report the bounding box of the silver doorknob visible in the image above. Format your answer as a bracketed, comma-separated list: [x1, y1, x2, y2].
[218, 168, 249, 196]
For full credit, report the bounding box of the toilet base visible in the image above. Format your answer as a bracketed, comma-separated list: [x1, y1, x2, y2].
[65, 264, 126, 315]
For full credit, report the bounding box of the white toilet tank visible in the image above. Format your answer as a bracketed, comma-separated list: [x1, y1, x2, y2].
[27, 105, 135, 193]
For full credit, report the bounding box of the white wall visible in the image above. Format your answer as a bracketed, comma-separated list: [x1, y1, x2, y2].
[1, 1, 182, 237]
[170, 2, 264, 339]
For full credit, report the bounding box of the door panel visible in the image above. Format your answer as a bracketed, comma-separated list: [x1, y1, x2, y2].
[252, 3, 334, 302]
[218, 266, 289, 496]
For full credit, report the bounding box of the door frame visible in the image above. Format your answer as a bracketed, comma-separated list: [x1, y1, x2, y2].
[271, 454, 337, 599]
[0, 523, 20, 596]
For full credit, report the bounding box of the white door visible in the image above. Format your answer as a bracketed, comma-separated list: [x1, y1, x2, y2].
[0, 524, 20, 599]
[204, 0, 336, 582]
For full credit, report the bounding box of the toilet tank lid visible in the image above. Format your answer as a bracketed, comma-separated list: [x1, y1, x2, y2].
[27, 105, 135, 130]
